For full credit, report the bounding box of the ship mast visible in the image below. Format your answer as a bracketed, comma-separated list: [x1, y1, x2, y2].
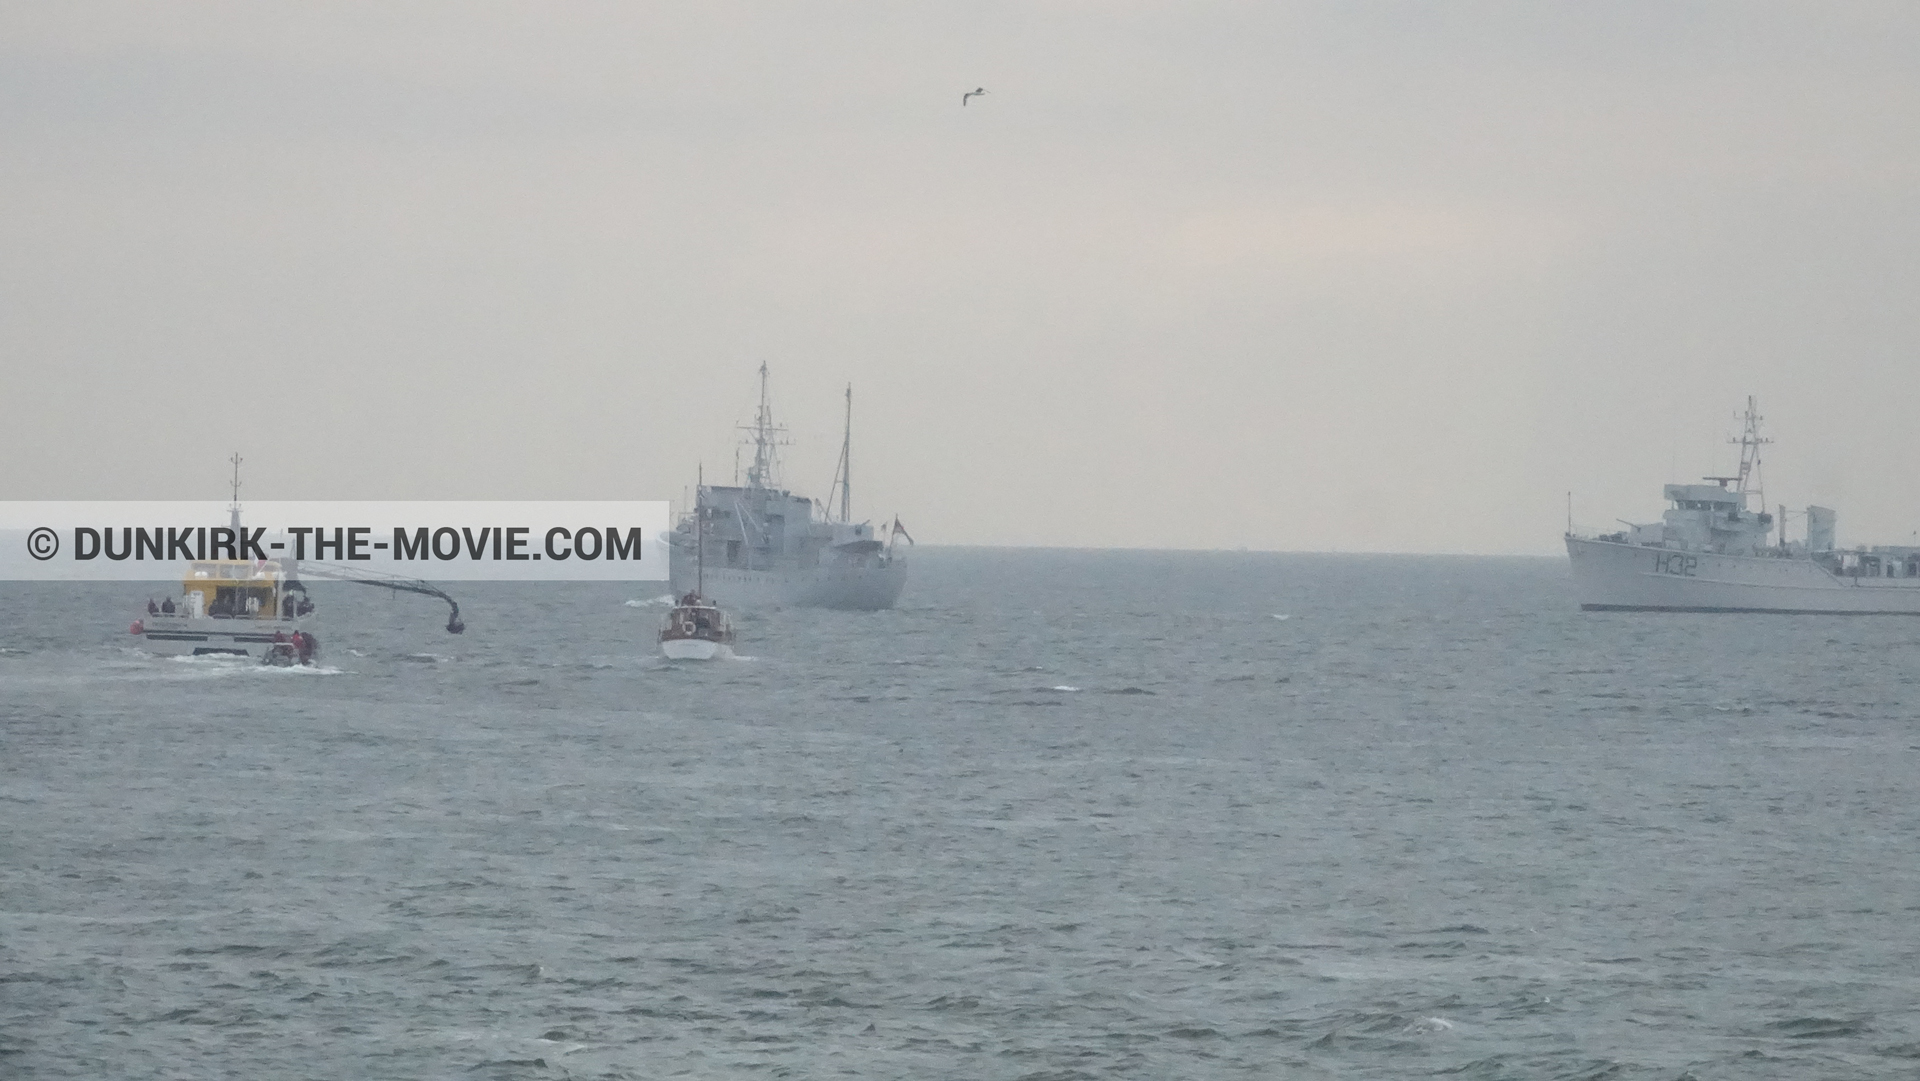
[1729, 396, 1771, 511]
[828, 383, 852, 523]
[696, 463, 705, 597]
[227, 452, 243, 532]
[740, 362, 789, 491]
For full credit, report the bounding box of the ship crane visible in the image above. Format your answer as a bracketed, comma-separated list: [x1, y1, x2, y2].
[292, 562, 467, 634]
[213, 454, 465, 635]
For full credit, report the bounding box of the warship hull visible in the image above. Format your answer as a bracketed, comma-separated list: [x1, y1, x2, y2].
[669, 552, 906, 611]
[1566, 536, 1920, 614]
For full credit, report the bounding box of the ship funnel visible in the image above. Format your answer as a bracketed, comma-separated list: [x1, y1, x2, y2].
[1807, 506, 1836, 552]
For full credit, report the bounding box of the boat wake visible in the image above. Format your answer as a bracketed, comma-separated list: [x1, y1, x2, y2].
[161, 654, 345, 677]
[626, 595, 675, 608]
[257, 662, 346, 676]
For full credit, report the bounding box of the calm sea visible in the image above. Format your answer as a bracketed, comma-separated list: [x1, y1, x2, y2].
[4, 549, 1919, 1079]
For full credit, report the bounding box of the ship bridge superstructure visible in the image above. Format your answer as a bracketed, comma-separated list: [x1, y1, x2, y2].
[1605, 398, 1784, 557]
[1657, 481, 1774, 555]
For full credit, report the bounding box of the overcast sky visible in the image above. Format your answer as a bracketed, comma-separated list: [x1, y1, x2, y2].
[4, 3, 1918, 552]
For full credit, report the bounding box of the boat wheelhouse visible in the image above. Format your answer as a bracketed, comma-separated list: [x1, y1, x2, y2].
[659, 594, 736, 660]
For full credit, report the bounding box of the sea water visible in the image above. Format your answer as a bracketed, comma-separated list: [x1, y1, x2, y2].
[3, 549, 1919, 1079]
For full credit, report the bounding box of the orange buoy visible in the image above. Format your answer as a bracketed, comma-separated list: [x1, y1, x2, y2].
[130, 619, 144, 634]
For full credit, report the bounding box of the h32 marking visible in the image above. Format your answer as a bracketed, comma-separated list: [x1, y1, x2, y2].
[1652, 552, 1698, 577]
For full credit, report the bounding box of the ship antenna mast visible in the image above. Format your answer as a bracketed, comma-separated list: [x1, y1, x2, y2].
[228, 451, 243, 532]
[739, 361, 789, 491]
[1730, 395, 1771, 510]
[696, 462, 705, 597]
[828, 383, 852, 523]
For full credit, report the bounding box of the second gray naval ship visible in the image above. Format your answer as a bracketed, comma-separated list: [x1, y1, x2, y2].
[1566, 397, 1920, 614]
[668, 365, 909, 610]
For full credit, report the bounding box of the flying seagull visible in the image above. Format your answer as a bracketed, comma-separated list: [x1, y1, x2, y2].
[962, 87, 987, 106]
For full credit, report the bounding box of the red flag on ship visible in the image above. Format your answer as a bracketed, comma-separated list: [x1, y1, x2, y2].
[891, 517, 914, 544]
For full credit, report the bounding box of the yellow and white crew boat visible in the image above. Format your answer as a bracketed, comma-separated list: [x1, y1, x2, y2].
[125, 457, 464, 663]
[132, 559, 314, 661]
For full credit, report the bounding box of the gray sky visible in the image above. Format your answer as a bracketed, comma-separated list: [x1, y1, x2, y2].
[4, 3, 1918, 553]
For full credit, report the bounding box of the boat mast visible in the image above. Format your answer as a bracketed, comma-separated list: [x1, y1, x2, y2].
[696, 462, 705, 597]
[227, 452, 243, 532]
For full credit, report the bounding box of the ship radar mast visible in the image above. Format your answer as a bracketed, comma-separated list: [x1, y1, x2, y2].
[738, 362, 790, 491]
[1728, 396, 1770, 511]
[227, 451, 243, 531]
[1701, 397, 1770, 512]
[827, 383, 853, 523]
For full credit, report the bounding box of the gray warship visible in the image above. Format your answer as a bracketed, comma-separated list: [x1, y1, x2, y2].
[1566, 397, 1920, 614]
[667, 365, 909, 610]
